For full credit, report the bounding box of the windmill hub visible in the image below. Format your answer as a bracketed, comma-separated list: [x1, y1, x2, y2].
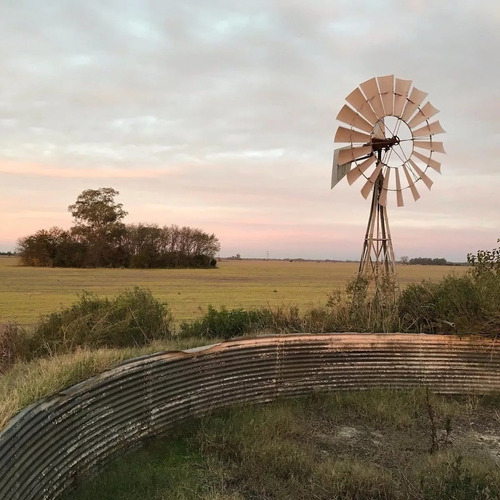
[371, 136, 400, 152]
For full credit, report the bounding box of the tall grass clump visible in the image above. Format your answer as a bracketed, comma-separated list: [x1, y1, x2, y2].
[399, 239, 500, 335]
[179, 305, 270, 339]
[8, 287, 173, 364]
[0, 322, 27, 374]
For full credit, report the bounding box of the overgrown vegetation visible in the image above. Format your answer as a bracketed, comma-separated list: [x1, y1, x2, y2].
[400, 239, 500, 335]
[17, 188, 220, 268]
[65, 390, 500, 500]
[1, 287, 173, 373]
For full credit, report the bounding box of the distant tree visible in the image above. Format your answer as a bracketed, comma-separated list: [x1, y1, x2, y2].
[68, 188, 127, 230]
[68, 188, 128, 267]
[122, 223, 220, 268]
[400, 256, 409, 264]
[408, 257, 448, 266]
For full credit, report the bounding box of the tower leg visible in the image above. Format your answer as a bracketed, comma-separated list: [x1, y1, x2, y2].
[358, 170, 397, 288]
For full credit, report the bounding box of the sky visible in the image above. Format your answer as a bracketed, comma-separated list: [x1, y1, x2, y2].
[0, 0, 499, 262]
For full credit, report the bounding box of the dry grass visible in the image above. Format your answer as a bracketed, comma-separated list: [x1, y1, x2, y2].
[0, 256, 467, 326]
[0, 337, 217, 430]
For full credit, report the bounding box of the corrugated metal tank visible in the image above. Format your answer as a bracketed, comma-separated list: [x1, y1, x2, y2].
[1, 333, 498, 499]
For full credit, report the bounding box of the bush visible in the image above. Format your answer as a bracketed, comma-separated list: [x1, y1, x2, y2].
[398, 248, 500, 335]
[0, 322, 29, 374]
[180, 305, 270, 339]
[398, 275, 482, 333]
[24, 287, 173, 360]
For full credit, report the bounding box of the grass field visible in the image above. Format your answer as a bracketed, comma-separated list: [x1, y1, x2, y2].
[0, 256, 468, 326]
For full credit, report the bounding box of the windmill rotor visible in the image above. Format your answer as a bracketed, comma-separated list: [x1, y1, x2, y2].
[331, 75, 445, 283]
[333, 74, 445, 208]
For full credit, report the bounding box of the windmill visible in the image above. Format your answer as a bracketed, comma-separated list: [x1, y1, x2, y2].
[331, 75, 445, 285]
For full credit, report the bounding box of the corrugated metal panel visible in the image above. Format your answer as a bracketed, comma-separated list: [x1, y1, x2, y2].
[0, 333, 498, 500]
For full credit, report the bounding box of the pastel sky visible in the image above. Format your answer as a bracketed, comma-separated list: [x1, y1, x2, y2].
[1, 0, 498, 261]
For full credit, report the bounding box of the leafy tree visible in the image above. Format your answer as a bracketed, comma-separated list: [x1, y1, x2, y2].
[68, 188, 127, 230]
[467, 238, 500, 278]
[68, 188, 128, 267]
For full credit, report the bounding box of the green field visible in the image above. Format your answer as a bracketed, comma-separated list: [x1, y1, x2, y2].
[0, 256, 467, 326]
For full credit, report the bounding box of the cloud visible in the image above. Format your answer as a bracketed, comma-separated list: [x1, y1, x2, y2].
[0, 160, 169, 179]
[0, 0, 499, 259]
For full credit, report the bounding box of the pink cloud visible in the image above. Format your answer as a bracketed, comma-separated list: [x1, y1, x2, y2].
[0, 160, 165, 179]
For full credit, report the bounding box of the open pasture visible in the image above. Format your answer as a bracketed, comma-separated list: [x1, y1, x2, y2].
[0, 256, 468, 326]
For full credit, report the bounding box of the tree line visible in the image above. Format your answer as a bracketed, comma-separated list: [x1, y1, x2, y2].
[17, 188, 220, 268]
[407, 257, 448, 266]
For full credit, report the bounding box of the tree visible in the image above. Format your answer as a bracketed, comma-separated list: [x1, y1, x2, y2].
[68, 188, 127, 230]
[68, 188, 128, 267]
[467, 238, 500, 278]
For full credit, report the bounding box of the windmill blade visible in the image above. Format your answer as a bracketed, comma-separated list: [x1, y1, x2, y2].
[379, 168, 391, 206]
[412, 120, 446, 137]
[345, 87, 379, 125]
[337, 145, 372, 165]
[359, 77, 385, 119]
[407, 101, 440, 129]
[346, 156, 376, 185]
[331, 147, 353, 188]
[368, 161, 383, 183]
[372, 118, 386, 139]
[336, 104, 374, 133]
[401, 87, 428, 122]
[395, 168, 404, 207]
[361, 178, 374, 199]
[413, 150, 442, 173]
[377, 75, 395, 116]
[334, 126, 372, 144]
[394, 78, 412, 117]
[403, 164, 420, 201]
[360, 161, 383, 199]
[331, 163, 351, 188]
[408, 158, 433, 189]
[413, 141, 446, 154]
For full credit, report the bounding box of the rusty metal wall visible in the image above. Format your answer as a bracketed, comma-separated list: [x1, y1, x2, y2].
[0, 333, 498, 500]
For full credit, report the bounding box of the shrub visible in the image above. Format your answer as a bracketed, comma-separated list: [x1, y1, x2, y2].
[398, 275, 481, 333]
[0, 322, 29, 374]
[399, 267, 500, 335]
[179, 306, 269, 339]
[24, 287, 173, 360]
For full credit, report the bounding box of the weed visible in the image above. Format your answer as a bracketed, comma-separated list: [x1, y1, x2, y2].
[0, 322, 28, 373]
[2, 287, 173, 365]
[419, 454, 499, 500]
[179, 305, 269, 339]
